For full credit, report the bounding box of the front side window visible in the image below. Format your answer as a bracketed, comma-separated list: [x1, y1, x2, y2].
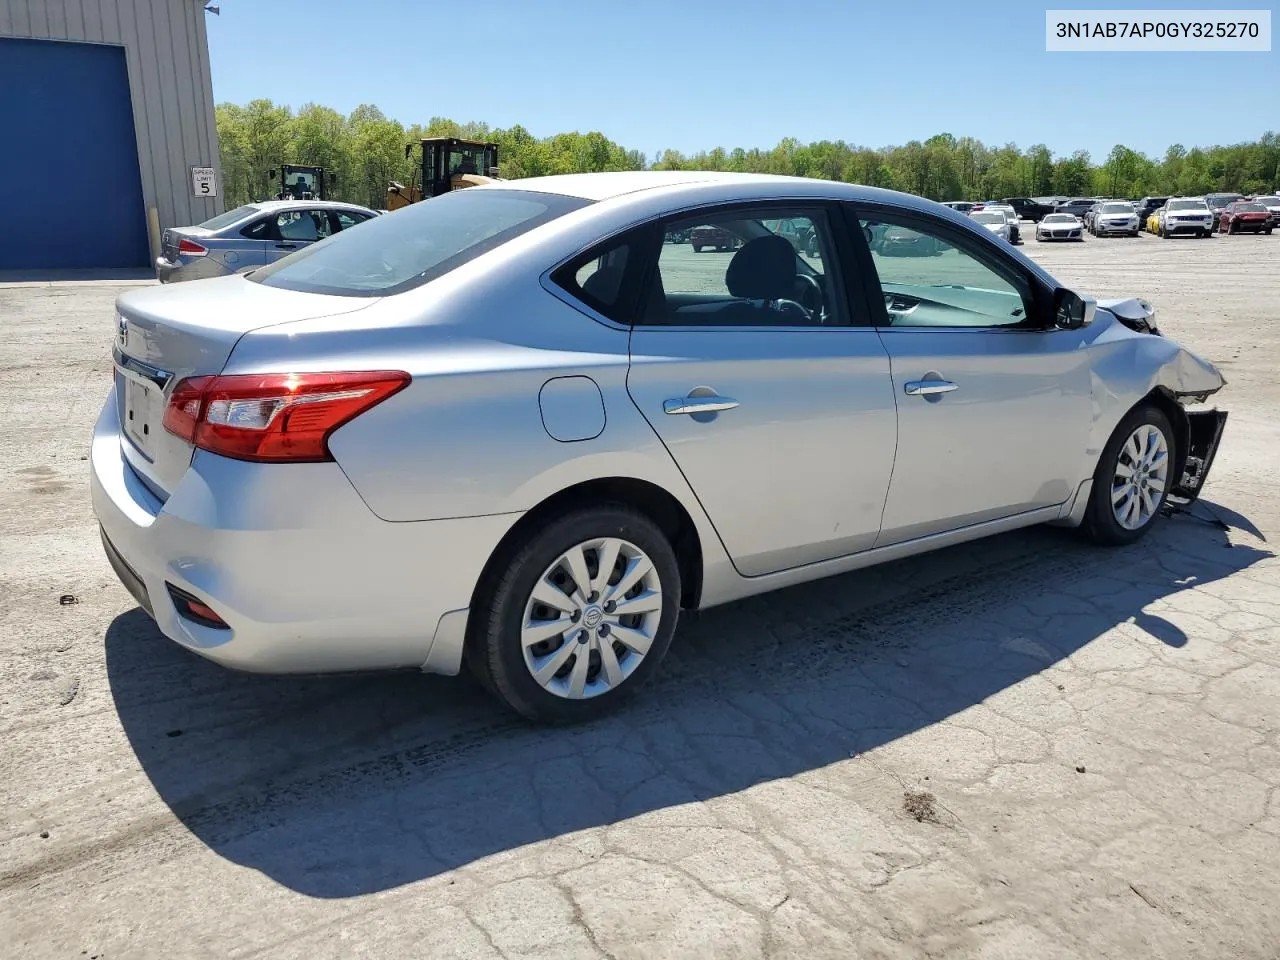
[859, 216, 1030, 328]
[334, 211, 373, 231]
[275, 210, 332, 242]
[642, 208, 846, 327]
[250, 188, 589, 296]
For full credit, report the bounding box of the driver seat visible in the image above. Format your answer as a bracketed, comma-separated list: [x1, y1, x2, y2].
[721, 235, 809, 325]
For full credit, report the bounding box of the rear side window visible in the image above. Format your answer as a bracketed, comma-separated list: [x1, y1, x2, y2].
[250, 189, 590, 297]
[199, 205, 258, 230]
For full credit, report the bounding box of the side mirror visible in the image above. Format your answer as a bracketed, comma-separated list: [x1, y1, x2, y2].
[861, 224, 873, 245]
[268, 169, 277, 180]
[1054, 287, 1096, 330]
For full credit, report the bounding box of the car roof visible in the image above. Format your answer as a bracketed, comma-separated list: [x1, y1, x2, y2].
[246, 199, 378, 213]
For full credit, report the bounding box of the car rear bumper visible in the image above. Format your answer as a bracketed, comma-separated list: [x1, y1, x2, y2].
[90, 389, 520, 675]
[154, 256, 233, 284]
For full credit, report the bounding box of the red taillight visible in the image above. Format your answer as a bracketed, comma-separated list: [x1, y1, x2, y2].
[162, 371, 410, 462]
[178, 238, 208, 256]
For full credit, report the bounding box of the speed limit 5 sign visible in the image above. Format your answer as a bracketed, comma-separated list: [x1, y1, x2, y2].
[190, 167, 217, 198]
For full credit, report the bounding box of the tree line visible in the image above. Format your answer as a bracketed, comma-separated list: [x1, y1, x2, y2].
[215, 99, 1280, 211]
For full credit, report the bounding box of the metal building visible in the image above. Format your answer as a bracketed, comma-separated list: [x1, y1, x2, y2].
[0, 0, 222, 271]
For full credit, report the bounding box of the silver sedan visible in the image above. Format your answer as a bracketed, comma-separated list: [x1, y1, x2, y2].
[94, 173, 1228, 722]
[154, 200, 379, 283]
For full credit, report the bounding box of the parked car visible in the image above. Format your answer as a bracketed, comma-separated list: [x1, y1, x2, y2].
[664, 228, 691, 244]
[94, 172, 1228, 722]
[690, 224, 741, 252]
[1001, 197, 1056, 222]
[764, 217, 820, 256]
[154, 201, 380, 283]
[1156, 198, 1214, 238]
[1253, 195, 1280, 228]
[1205, 193, 1245, 232]
[1035, 212, 1084, 241]
[875, 225, 948, 256]
[1054, 198, 1097, 218]
[982, 204, 1021, 242]
[1217, 201, 1273, 235]
[941, 201, 977, 214]
[1091, 201, 1141, 237]
[970, 210, 1013, 242]
[1134, 196, 1171, 230]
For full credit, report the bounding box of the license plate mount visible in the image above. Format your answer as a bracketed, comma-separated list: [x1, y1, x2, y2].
[123, 377, 159, 461]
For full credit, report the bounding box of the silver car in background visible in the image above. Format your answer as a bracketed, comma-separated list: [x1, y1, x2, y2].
[1091, 201, 1141, 237]
[1157, 197, 1215, 238]
[154, 200, 380, 283]
[94, 172, 1228, 723]
[970, 209, 1012, 241]
[982, 203, 1021, 242]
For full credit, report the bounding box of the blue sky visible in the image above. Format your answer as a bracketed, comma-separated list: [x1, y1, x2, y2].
[206, 0, 1277, 161]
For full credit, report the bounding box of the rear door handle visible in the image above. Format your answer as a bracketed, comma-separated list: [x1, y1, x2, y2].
[904, 379, 958, 396]
[275, 243, 298, 250]
[663, 395, 740, 416]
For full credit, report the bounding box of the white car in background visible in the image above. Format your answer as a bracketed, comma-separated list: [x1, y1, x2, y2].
[1157, 197, 1215, 238]
[1091, 201, 1141, 237]
[1253, 195, 1280, 230]
[970, 210, 1013, 242]
[1035, 213, 1084, 241]
[982, 203, 1021, 242]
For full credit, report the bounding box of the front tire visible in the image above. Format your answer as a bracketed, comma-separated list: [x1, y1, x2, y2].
[469, 505, 682, 723]
[1084, 404, 1175, 546]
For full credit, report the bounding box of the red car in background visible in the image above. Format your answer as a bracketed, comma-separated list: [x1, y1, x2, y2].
[1218, 201, 1274, 235]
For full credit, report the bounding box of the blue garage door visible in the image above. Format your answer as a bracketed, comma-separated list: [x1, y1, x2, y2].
[0, 38, 148, 270]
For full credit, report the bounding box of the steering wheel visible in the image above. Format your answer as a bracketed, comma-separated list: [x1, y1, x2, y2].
[794, 273, 825, 319]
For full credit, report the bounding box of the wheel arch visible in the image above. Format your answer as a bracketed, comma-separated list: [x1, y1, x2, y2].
[467, 476, 706, 621]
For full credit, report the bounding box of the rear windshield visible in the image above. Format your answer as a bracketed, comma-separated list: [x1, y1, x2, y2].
[972, 212, 1005, 224]
[198, 204, 259, 230]
[249, 189, 590, 297]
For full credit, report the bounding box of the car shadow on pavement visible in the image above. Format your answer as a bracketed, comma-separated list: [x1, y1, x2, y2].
[105, 511, 1270, 899]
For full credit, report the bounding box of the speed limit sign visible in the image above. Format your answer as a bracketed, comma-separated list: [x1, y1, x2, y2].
[191, 166, 218, 198]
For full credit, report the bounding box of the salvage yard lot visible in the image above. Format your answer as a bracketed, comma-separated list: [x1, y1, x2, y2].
[2, 232, 1280, 959]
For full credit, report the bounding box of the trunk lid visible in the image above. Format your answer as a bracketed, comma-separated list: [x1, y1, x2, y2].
[112, 275, 378, 498]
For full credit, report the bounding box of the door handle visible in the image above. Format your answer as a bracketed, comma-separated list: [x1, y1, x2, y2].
[275, 243, 297, 249]
[904, 379, 958, 396]
[663, 395, 740, 416]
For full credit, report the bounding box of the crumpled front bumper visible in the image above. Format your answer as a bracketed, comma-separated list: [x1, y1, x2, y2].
[1171, 410, 1228, 503]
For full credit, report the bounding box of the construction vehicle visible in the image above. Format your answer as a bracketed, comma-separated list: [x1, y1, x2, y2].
[269, 164, 333, 201]
[386, 137, 500, 210]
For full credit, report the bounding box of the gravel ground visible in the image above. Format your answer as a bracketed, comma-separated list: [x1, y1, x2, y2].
[2, 230, 1279, 959]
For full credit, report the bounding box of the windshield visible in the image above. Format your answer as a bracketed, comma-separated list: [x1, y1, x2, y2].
[1100, 203, 1133, 214]
[1256, 196, 1280, 205]
[972, 212, 1005, 224]
[1167, 200, 1206, 211]
[197, 204, 258, 230]
[1236, 203, 1267, 213]
[1043, 214, 1075, 223]
[249, 189, 590, 296]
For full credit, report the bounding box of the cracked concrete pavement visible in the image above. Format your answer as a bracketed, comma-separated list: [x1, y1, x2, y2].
[2, 232, 1279, 958]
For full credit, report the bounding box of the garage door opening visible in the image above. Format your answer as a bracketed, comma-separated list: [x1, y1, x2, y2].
[0, 38, 149, 271]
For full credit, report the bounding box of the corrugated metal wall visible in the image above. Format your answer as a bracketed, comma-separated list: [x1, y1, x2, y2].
[0, 0, 223, 237]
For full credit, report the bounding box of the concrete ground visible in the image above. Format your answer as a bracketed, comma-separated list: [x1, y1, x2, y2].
[2, 230, 1279, 959]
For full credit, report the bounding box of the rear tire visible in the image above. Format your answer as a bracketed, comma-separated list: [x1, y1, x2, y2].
[1083, 404, 1175, 547]
[470, 504, 681, 724]
[692, 245, 702, 253]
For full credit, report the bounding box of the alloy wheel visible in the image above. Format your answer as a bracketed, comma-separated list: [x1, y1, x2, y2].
[1111, 423, 1169, 530]
[520, 538, 663, 700]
